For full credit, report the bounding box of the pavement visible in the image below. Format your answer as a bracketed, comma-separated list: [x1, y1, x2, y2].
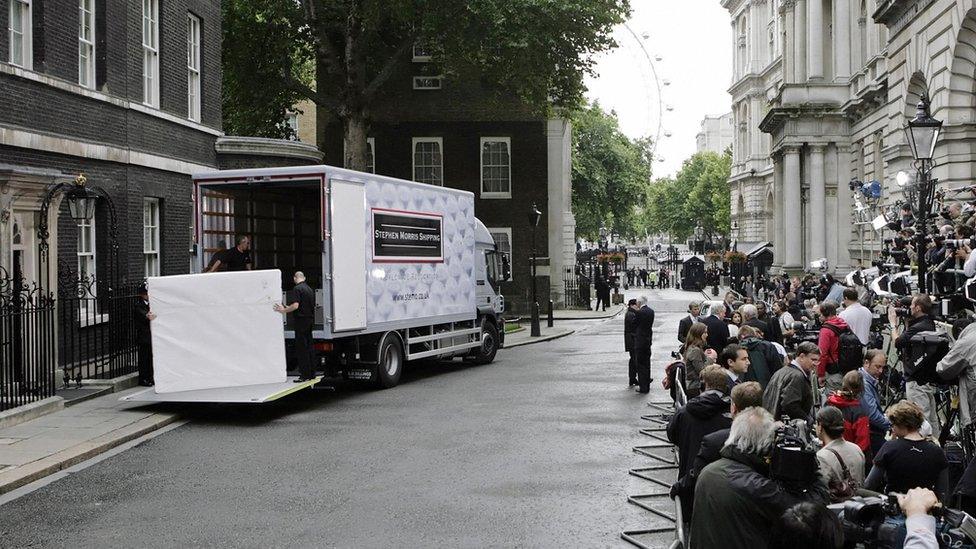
[0, 288, 692, 547]
[0, 388, 178, 496]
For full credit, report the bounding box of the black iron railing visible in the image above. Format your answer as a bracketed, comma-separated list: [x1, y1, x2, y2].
[57, 267, 140, 387]
[0, 267, 57, 412]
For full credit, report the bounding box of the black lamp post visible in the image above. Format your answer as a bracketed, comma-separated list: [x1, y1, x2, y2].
[730, 220, 739, 252]
[529, 203, 542, 337]
[904, 94, 943, 291]
[38, 174, 109, 258]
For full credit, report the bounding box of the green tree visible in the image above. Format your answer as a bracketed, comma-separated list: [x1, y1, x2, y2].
[222, 0, 630, 169]
[640, 151, 731, 243]
[571, 103, 652, 239]
[222, 0, 314, 139]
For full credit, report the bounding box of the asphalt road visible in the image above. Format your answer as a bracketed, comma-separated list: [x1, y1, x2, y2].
[0, 288, 694, 548]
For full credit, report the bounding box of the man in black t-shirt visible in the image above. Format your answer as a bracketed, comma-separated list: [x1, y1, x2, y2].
[274, 271, 317, 382]
[206, 235, 252, 272]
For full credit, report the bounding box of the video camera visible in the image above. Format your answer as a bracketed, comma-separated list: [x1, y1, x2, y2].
[830, 494, 976, 548]
[769, 418, 819, 490]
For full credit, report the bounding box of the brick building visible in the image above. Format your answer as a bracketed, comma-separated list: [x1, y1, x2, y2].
[0, 0, 223, 288]
[316, 53, 576, 312]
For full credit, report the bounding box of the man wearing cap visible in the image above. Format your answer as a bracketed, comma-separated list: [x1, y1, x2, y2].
[134, 285, 157, 387]
[678, 301, 700, 344]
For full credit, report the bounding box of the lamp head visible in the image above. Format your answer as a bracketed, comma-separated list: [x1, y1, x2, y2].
[904, 94, 943, 162]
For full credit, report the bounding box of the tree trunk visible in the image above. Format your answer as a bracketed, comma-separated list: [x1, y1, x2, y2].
[343, 112, 369, 172]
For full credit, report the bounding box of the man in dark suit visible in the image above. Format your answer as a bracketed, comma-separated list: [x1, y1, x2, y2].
[134, 284, 156, 387]
[677, 301, 701, 343]
[634, 295, 655, 393]
[624, 299, 639, 387]
[701, 303, 730, 353]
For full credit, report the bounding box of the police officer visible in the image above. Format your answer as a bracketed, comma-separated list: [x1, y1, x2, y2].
[134, 284, 156, 386]
[274, 271, 317, 382]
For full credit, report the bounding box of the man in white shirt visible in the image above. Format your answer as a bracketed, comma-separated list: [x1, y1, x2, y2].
[838, 288, 872, 345]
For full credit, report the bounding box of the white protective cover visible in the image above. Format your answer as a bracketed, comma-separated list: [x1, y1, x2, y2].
[147, 270, 287, 394]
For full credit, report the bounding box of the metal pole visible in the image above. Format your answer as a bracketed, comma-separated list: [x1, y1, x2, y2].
[916, 161, 930, 292]
[530, 224, 541, 337]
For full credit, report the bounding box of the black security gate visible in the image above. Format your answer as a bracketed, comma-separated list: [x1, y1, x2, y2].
[563, 271, 583, 308]
[0, 266, 57, 412]
[57, 260, 140, 387]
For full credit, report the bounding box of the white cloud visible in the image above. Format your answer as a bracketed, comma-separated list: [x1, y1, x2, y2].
[585, 1, 733, 178]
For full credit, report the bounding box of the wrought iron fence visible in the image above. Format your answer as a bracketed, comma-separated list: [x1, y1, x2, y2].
[0, 267, 57, 412]
[564, 271, 589, 309]
[57, 261, 140, 387]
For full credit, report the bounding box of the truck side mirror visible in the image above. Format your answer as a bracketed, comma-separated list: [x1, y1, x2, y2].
[501, 253, 511, 282]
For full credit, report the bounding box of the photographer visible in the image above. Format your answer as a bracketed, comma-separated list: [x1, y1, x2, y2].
[769, 502, 845, 549]
[817, 300, 852, 393]
[690, 407, 827, 549]
[936, 320, 976, 426]
[888, 294, 940, 440]
[864, 401, 948, 500]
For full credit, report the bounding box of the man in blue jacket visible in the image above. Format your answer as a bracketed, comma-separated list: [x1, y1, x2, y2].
[860, 348, 891, 457]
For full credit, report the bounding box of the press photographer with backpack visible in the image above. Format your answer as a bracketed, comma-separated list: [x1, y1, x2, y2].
[817, 300, 864, 394]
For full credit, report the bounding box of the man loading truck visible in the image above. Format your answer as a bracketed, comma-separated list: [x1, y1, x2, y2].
[274, 271, 317, 383]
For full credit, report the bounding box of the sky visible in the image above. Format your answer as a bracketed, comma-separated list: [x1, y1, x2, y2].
[584, 1, 734, 179]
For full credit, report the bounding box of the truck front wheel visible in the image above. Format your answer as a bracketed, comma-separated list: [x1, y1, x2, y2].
[375, 336, 404, 389]
[472, 321, 499, 365]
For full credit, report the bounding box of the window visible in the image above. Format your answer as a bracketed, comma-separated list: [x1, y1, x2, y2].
[8, 0, 32, 69]
[412, 44, 432, 62]
[79, 0, 95, 88]
[284, 112, 298, 139]
[142, 0, 159, 107]
[487, 228, 512, 281]
[480, 137, 511, 198]
[77, 215, 97, 318]
[144, 198, 160, 277]
[413, 76, 443, 90]
[412, 138, 443, 185]
[186, 14, 201, 121]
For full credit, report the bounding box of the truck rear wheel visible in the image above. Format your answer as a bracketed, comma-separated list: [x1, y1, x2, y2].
[472, 321, 499, 365]
[374, 336, 404, 389]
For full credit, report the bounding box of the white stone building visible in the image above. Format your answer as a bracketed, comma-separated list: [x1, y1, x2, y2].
[721, 0, 976, 274]
[696, 112, 735, 154]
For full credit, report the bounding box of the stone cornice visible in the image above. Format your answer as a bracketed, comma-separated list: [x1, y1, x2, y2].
[215, 136, 324, 162]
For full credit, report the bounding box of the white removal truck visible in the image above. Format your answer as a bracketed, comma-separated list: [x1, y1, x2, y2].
[190, 165, 508, 390]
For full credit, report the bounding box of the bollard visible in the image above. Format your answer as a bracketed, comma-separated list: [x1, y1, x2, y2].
[530, 302, 541, 337]
[547, 300, 554, 328]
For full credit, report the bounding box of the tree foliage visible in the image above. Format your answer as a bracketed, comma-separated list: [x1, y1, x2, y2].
[222, 0, 630, 169]
[641, 151, 731, 242]
[571, 103, 652, 240]
[222, 0, 313, 139]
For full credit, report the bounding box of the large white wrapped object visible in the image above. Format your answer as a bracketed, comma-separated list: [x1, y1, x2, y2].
[147, 270, 287, 394]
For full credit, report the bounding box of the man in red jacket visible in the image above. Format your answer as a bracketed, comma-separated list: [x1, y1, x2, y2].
[817, 300, 850, 393]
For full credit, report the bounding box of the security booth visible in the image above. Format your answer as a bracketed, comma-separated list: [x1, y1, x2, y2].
[682, 256, 706, 291]
[746, 242, 774, 280]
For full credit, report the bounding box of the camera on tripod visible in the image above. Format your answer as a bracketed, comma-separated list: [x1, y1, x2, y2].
[770, 418, 819, 487]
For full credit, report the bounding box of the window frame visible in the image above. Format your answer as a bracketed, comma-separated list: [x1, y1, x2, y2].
[479, 137, 512, 199]
[486, 227, 513, 282]
[78, 0, 96, 88]
[412, 45, 432, 62]
[412, 137, 443, 186]
[76, 214, 103, 324]
[8, 0, 32, 70]
[143, 197, 161, 277]
[412, 75, 443, 90]
[142, 0, 160, 108]
[186, 13, 202, 122]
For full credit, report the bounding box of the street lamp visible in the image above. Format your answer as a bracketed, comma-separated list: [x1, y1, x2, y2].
[598, 224, 608, 251]
[904, 94, 943, 291]
[66, 174, 98, 222]
[730, 220, 739, 252]
[529, 203, 542, 337]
